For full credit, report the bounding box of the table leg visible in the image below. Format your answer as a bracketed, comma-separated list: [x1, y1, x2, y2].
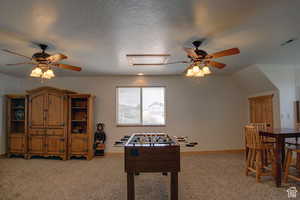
[275, 137, 284, 187]
[171, 172, 178, 200]
[127, 172, 135, 200]
[296, 153, 300, 169]
[281, 138, 286, 166]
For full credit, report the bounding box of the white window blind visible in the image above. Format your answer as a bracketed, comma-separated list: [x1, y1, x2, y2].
[117, 87, 165, 126]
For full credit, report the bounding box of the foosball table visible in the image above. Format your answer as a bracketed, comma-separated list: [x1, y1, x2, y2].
[124, 133, 180, 200]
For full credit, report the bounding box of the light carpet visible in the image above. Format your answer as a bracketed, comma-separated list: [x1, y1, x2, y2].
[0, 153, 298, 200]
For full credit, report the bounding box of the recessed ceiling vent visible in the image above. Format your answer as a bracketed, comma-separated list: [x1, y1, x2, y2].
[281, 38, 298, 46]
[126, 54, 170, 66]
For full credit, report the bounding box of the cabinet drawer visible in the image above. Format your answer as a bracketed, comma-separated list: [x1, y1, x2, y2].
[46, 129, 64, 136]
[29, 129, 46, 135]
[28, 136, 45, 153]
[71, 136, 88, 153]
[9, 135, 25, 153]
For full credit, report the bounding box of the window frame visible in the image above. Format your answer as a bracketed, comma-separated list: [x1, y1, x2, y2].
[116, 86, 167, 127]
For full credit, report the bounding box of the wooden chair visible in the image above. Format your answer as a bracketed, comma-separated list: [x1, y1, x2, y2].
[249, 123, 275, 166]
[245, 125, 276, 182]
[284, 145, 300, 183]
[250, 122, 267, 131]
[250, 122, 275, 143]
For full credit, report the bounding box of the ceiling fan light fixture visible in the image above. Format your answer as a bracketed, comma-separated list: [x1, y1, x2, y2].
[192, 65, 200, 73]
[41, 73, 50, 79]
[195, 69, 205, 77]
[186, 69, 194, 77]
[202, 66, 211, 75]
[45, 69, 55, 78]
[41, 69, 55, 79]
[30, 67, 42, 77]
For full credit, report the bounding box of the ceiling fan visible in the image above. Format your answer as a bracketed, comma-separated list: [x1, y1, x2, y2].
[2, 44, 82, 80]
[151, 40, 240, 77]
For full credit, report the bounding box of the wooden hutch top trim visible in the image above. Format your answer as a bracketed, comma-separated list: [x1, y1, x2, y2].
[5, 94, 27, 98]
[26, 86, 76, 94]
[7, 87, 94, 97]
[68, 94, 96, 98]
[248, 94, 274, 100]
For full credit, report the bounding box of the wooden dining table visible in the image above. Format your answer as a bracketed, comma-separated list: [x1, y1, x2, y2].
[259, 128, 300, 187]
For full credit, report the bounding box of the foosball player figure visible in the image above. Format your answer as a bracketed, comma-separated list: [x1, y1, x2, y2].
[94, 123, 106, 156]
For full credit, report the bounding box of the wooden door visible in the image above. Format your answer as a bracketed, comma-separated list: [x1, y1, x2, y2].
[28, 136, 45, 153]
[46, 136, 65, 154]
[9, 135, 25, 153]
[249, 95, 273, 129]
[46, 93, 65, 128]
[29, 93, 45, 128]
[70, 135, 88, 154]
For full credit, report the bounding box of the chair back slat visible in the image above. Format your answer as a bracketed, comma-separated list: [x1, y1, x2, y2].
[250, 122, 267, 131]
[245, 125, 263, 149]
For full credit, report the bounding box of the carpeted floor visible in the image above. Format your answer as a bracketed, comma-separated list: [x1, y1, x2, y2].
[0, 153, 299, 200]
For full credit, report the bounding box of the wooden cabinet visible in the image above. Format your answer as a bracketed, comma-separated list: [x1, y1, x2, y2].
[6, 95, 27, 157]
[68, 94, 94, 160]
[27, 87, 70, 160]
[9, 135, 25, 153]
[47, 93, 65, 128]
[29, 89, 66, 129]
[70, 135, 88, 153]
[46, 136, 66, 154]
[6, 87, 94, 160]
[28, 136, 45, 154]
[29, 93, 45, 128]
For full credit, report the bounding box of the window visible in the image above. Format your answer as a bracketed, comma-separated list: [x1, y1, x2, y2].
[117, 87, 166, 126]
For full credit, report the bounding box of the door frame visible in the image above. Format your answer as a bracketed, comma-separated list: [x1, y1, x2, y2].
[248, 94, 274, 128]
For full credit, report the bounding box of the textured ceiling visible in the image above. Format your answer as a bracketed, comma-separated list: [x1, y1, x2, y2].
[0, 0, 299, 77]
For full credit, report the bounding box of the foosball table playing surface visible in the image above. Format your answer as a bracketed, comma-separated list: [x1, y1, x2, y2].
[124, 133, 180, 200]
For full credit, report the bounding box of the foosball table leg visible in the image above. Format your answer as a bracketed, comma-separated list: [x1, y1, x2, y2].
[127, 172, 135, 200]
[171, 172, 178, 200]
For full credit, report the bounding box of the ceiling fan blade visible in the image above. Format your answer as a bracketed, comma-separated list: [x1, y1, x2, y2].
[207, 48, 240, 59]
[208, 61, 226, 69]
[47, 53, 68, 63]
[6, 62, 36, 66]
[2, 49, 32, 60]
[183, 48, 198, 58]
[52, 63, 82, 71]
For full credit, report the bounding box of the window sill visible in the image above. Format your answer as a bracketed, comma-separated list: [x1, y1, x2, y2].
[116, 124, 166, 127]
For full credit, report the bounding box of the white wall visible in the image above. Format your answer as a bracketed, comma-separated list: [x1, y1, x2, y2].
[231, 64, 277, 94]
[258, 64, 297, 128]
[232, 65, 281, 128]
[8, 75, 248, 153]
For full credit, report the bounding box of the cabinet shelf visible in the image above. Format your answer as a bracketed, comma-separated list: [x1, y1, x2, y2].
[7, 96, 26, 156]
[69, 95, 93, 160]
[11, 120, 25, 122]
[72, 107, 87, 109]
[12, 107, 25, 110]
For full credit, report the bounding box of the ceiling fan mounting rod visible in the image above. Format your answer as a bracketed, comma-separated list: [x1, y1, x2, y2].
[192, 40, 203, 49]
[39, 44, 48, 52]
